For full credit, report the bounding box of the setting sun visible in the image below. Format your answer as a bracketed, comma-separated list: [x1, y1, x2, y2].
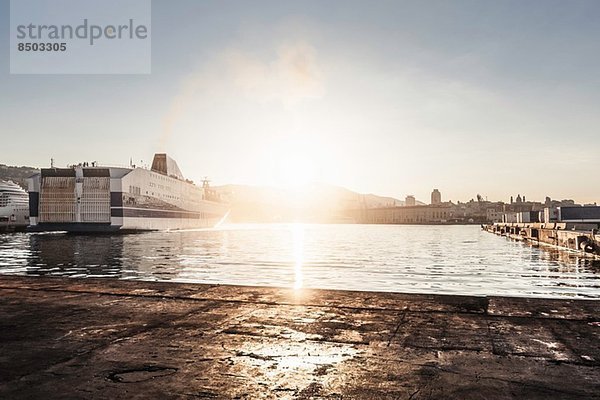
[275, 154, 318, 190]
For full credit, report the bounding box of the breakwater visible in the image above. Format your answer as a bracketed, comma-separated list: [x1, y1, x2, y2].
[484, 222, 600, 256]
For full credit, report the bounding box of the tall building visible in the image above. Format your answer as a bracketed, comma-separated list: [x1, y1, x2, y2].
[405, 195, 416, 207]
[431, 189, 441, 205]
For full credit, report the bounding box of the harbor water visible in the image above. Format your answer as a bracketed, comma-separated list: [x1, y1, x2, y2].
[0, 224, 599, 298]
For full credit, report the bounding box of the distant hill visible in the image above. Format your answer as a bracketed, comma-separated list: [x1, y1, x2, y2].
[213, 183, 422, 223]
[0, 164, 38, 189]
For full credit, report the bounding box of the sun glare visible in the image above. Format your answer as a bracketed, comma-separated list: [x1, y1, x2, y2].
[291, 223, 304, 290]
[274, 154, 318, 190]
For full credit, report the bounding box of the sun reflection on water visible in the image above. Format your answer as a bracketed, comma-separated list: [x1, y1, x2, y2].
[291, 223, 304, 290]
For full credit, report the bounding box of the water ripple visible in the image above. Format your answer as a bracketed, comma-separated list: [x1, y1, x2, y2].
[0, 224, 599, 298]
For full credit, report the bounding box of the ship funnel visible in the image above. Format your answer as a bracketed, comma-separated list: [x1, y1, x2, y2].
[151, 153, 184, 180]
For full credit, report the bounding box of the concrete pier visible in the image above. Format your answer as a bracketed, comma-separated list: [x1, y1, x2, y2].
[0, 275, 599, 399]
[484, 223, 600, 256]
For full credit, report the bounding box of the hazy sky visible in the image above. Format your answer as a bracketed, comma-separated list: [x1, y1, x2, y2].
[1, 0, 599, 203]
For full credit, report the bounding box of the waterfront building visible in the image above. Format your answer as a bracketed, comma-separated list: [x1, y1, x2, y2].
[502, 212, 519, 223]
[355, 204, 452, 224]
[543, 207, 558, 223]
[431, 189, 441, 205]
[516, 211, 539, 223]
[497, 205, 600, 224]
[405, 195, 416, 207]
[557, 206, 600, 223]
[486, 208, 504, 223]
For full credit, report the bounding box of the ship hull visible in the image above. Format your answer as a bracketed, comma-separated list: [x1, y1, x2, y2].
[1, 206, 29, 232]
[28, 158, 228, 233]
[27, 222, 119, 233]
[28, 216, 224, 233]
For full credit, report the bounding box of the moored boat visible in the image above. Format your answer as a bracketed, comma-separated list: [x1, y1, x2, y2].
[0, 180, 29, 232]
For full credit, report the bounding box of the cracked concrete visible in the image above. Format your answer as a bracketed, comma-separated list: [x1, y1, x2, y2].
[0, 275, 598, 399]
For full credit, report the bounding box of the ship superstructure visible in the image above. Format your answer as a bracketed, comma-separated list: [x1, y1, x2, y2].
[28, 154, 228, 232]
[0, 180, 29, 231]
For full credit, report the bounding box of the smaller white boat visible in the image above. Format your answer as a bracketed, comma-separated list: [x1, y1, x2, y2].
[0, 180, 29, 232]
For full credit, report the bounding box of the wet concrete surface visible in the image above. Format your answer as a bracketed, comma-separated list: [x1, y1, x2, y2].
[0, 275, 598, 399]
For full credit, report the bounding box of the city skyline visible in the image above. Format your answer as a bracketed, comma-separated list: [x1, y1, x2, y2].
[2, 0, 600, 203]
[1, 159, 593, 207]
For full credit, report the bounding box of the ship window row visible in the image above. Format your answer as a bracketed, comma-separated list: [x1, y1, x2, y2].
[82, 189, 110, 200]
[153, 174, 173, 183]
[0, 190, 28, 195]
[157, 193, 179, 201]
[149, 181, 171, 190]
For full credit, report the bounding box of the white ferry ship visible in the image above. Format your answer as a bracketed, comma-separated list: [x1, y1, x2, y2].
[0, 180, 29, 232]
[28, 154, 229, 232]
